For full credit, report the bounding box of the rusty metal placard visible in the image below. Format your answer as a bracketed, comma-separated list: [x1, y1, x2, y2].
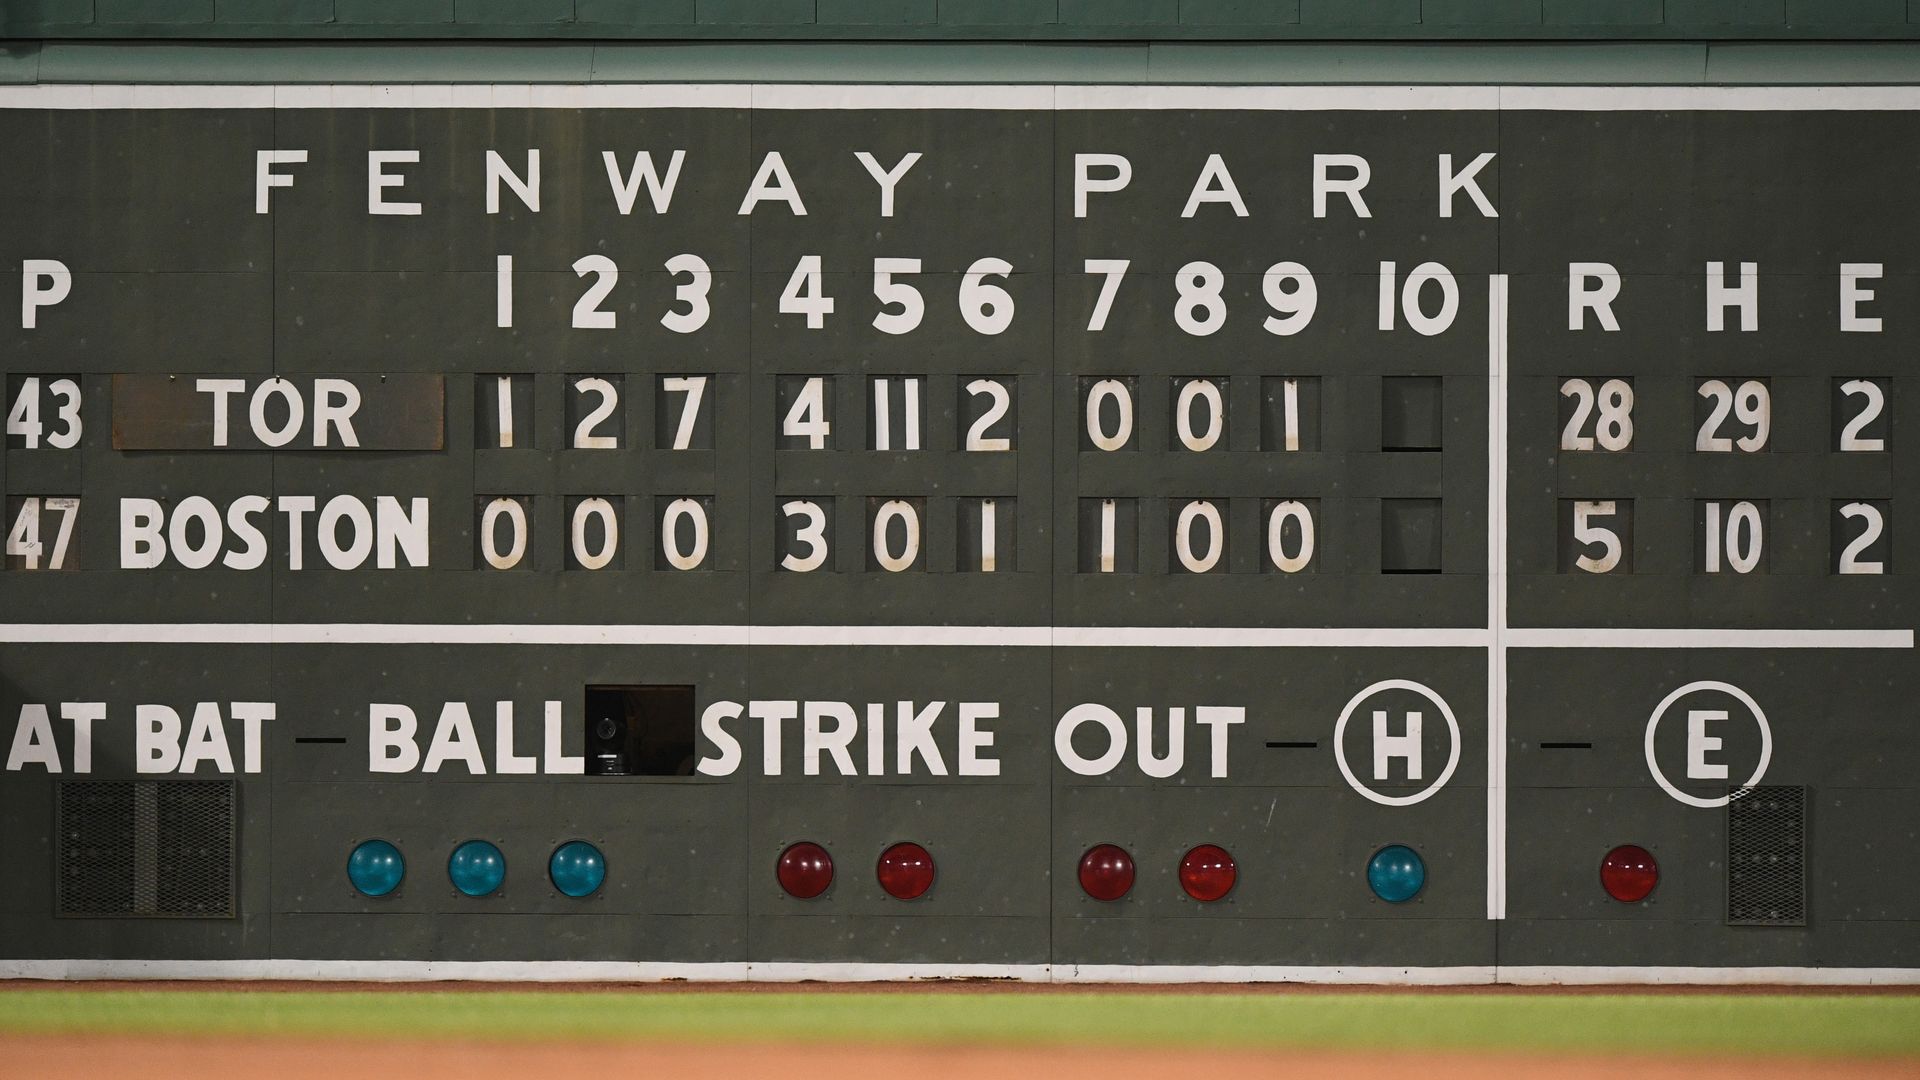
[112, 374, 444, 451]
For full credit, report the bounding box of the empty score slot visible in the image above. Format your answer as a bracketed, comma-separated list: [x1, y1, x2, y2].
[584, 685, 697, 777]
[1381, 376, 1443, 451]
[1380, 498, 1442, 574]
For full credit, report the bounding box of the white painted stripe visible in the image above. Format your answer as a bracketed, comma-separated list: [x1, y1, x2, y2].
[1507, 627, 1915, 649]
[0, 624, 1483, 648]
[2, 959, 1915, 985]
[1052, 85, 1500, 111]
[1500, 85, 1920, 111]
[1048, 627, 1488, 648]
[1054, 964, 1496, 985]
[1496, 966, 1920, 987]
[1485, 273, 1510, 923]
[751, 84, 1053, 110]
[0, 624, 1904, 648]
[747, 625, 1051, 647]
[9, 84, 1920, 112]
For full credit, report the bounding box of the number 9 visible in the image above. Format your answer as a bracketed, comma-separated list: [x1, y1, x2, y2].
[1261, 262, 1316, 337]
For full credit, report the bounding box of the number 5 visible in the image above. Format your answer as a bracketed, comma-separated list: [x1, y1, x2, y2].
[1572, 500, 1622, 574]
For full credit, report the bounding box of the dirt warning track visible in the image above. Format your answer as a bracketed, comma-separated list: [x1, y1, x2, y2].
[4, 1034, 1918, 1080]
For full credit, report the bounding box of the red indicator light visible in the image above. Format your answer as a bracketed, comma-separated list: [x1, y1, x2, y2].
[876, 841, 936, 900]
[1179, 844, 1237, 902]
[1078, 843, 1136, 902]
[1600, 844, 1659, 903]
[777, 841, 834, 899]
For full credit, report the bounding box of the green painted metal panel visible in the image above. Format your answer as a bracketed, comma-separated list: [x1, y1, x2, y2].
[12, 0, 1920, 38]
[455, 0, 574, 24]
[697, 0, 816, 25]
[215, 0, 334, 23]
[938, 0, 1061, 28]
[1786, 0, 1907, 26]
[1178, 0, 1301, 26]
[1059, 0, 1179, 27]
[575, 0, 695, 25]
[1299, 0, 1422, 27]
[1422, 0, 1543, 26]
[1546, 0, 1664, 26]
[815, 0, 937, 26]
[95, 0, 213, 24]
[1664, 0, 1786, 26]
[330, 0, 453, 24]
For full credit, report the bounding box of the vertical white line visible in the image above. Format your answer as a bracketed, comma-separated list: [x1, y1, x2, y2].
[1283, 378, 1301, 451]
[873, 378, 891, 450]
[904, 377, 921, 450]
[496, 376, 514, 448]
[495, 254, 513, 328]
[981, 499, 997, 573]
[1099, 499, 1116, 573]
[1487, 273, 1510, 922]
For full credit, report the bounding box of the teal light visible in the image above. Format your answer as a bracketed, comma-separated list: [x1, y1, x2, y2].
[447, 839, 506, 897]
[549, 840, 606, 898]
[347, 839, 405, 897]
[1367, 844, 1426, 903]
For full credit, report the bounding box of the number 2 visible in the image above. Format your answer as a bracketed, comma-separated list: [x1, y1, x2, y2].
[1839, 380, 1886, 452]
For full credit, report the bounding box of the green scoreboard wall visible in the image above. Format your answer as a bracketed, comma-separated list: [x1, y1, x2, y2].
[1, 82, 1916, 982]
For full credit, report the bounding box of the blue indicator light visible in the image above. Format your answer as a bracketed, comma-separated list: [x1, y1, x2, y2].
[1367, 844, 1426, 903]
[347, 839, 405, 897]
[447, 839, 506, 897]
[549, 840, 606, 898]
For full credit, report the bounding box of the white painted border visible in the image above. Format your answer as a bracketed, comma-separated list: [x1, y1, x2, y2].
[2, 959, 1916, 985]
[8, 84, 1920, 111]
[0, 624, 1905, 648]
[1486, 274, 1511, 923]
[1505, 627, 1914, 649]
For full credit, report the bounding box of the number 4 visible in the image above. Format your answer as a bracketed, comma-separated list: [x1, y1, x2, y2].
[782, 377, 831, 449]
[6, 497, 77, 570]
[780, 255, 836, 329]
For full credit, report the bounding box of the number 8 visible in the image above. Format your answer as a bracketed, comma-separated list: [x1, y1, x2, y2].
[1174, 262, 1226, 337]
[1594, 379, 1633, 451]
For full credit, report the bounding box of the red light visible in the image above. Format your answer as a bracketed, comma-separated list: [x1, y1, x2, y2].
[777, 841, 833, 899]
[1600, 844, 1658, 903]
[876, 842, 936, 900]
[1078, 843, 1135, 902]
[1179, 844, 1236, 902]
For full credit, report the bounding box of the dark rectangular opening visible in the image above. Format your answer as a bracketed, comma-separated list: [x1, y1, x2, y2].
[1381, 376, 1443, 451]
[584, 685, 697, 776]
[1381, 498, 1442, 574]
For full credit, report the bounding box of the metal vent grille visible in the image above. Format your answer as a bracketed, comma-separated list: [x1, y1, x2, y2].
[55, 780, 236, 919]
[1727, 784, 1806, 927]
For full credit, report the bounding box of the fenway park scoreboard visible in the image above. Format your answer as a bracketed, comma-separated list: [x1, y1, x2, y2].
[2, 84, 1916, 981]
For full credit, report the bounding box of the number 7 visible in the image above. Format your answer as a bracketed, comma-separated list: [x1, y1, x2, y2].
[1084, 259, 1130, 331]
[661, 376, 707, 450]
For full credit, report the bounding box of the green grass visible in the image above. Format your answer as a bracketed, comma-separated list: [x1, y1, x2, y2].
[2, 989, 1919, 1058]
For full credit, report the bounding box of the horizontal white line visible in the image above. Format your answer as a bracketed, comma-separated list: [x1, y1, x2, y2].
[0, 624, 1484, 647]
[0, 624, 1905, 648]
[1506, 627, 1914, 650]
[750, 84, 1053, 110]
[1501, 85, 1920, 111]
[2, 959, 1915, 986]
[1056, 964, 1495, 985]
[7, 84, 1920, 111]
[1496, 966, 1920, 987]
[1050, 627, 1490, 648]
[1052, 85, 1499, 110]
